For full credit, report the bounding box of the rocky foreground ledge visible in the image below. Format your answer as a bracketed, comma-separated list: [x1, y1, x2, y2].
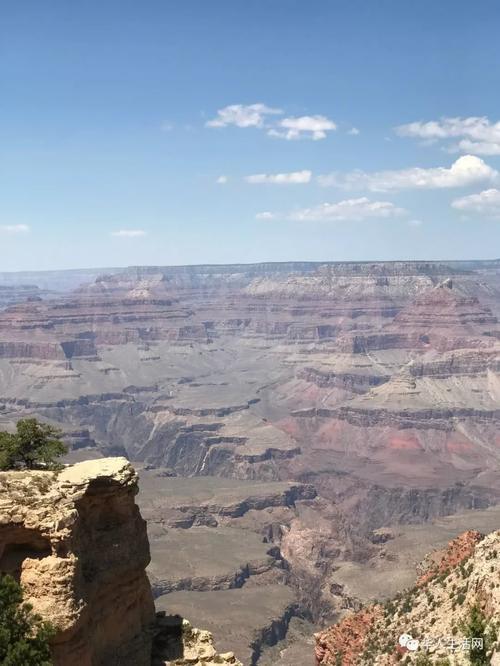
[0, 457, 155, 665]
[0, 457, 242, 666]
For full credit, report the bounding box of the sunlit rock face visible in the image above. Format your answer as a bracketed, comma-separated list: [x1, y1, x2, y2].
[315, 529, 500, 665]
[0, 457, 155, 666]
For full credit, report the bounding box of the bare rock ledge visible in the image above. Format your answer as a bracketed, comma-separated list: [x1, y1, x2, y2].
[0, 457, 155, 665]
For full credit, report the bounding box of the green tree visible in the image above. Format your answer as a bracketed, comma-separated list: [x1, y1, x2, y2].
[460, 603, 490, 665]
[0, 574, 55, 665]
[0, 419, 67, 471]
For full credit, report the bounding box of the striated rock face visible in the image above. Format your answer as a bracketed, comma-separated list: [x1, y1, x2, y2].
[315, 607, 382, 666]
[393, 279, 498, 329]
[0, 457, 155, 666]
[315, 528, 500, 664]
[416, 529, 483, 586]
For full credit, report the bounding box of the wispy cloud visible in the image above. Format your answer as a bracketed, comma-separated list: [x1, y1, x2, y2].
[111, 229, 147, 238]
[290, 198, 406, 221]
[268, 115, 337, 141]
[318, 156, 498, 192]
[395, 116, 500, 156]
[216, 175, 228, 184]
[255, 211, 276, 220]
[452, 188, 500, 218]
[257, 197, 406, 222]
[348, 127, 360, 136]
[206, 103, 282, 129]
[245, 170, 312, 185]
[206, 104, 338, 141]
[0, 224, 30, 234]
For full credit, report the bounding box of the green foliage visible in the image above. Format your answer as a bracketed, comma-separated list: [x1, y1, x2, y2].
[0, 419, 67, 471]
[401, 596, 413, 613]
[460, 604, 490, 665]
[415, 655, 432, 666]
[0, 574, 54, 665]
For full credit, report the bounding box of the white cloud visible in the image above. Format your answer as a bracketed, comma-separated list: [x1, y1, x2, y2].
[408, 219, 423, 227]
[395, 116, 500, 156]
[0, 224, 30, 234]
[261, 198, 406, 222]
[255, 211, 276, 220]
[348, 127, 360, 136]
[451, 188, 500, 218]
[268, 115, 337, 141]
[216, 175, 228, 184]
[245, 170, 312, 185]
[206, 103, 282, 129]
[206, 104, 340, 141]
[318, 155, 498, 192]
[454, 139, 500, 156]
[111, 229, 147, 238]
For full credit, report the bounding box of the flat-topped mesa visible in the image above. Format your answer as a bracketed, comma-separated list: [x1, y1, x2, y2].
[0, 457, 155, 666]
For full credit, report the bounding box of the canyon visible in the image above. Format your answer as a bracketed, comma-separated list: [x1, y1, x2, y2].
[1, 259, 500, 663]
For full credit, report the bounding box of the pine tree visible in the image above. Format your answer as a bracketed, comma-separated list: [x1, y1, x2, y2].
[0, 418, 67, 470]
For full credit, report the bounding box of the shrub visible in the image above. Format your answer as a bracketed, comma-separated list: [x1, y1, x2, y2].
[460, 603, 489, 665]
[0, 574, 55, 665]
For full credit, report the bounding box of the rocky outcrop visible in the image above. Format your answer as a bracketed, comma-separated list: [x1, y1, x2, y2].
[315, 607, 382, 666]
[315, 528, 500, 664]
[154, 614, 243, 666]
[297, 367, 389, 393]
[416, 529, 483, 585]
[0, 457, 155, 665]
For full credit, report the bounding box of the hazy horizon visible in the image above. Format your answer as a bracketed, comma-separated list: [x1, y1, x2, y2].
[1, 256, 500, 278]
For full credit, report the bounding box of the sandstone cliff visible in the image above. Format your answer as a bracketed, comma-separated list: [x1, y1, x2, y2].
[0, 457, 155, 665]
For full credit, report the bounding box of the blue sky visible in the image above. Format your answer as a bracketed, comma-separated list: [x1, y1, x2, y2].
[1, 0, 500, 270]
